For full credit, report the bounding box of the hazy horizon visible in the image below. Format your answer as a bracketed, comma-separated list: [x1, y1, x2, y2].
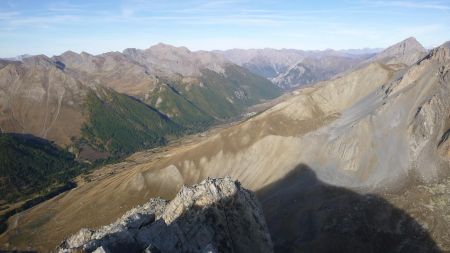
[1, 0, 449, 57]
[3, 41, 388, 59]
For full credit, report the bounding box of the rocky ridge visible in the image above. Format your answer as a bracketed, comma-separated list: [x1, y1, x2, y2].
[58, 177, 273, 253]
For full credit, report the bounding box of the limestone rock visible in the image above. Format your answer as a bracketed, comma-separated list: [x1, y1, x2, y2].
[58, 177, 273, 253]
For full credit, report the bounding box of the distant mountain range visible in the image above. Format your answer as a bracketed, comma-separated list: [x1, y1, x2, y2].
[0, 37, 433, 206]
[0, 44, 281, 162]
[217, 37, 427, 89]
[0, 38, 431, 162]
[215, 47, 381, 79]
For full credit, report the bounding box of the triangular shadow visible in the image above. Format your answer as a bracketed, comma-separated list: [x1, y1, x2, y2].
[257, 164, 442, 253]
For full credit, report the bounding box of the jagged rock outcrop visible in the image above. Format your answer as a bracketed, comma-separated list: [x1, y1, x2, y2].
[58, 177, 273, 253]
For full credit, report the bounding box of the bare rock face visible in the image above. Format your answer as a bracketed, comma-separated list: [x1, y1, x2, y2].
[58, 177, 273, 253]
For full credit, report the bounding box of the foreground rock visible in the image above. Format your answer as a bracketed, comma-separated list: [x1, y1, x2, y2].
[58, 177, 273, 253]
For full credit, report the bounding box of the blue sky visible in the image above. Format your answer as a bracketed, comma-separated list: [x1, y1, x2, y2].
[1, 0, 450, 57]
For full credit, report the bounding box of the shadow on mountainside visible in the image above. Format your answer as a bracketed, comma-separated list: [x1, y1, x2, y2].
[257, 164, 442, 253]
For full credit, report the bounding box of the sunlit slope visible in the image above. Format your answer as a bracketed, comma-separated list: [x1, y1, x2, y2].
[0, 61, 396, 250]
[3, 47, 450, 251]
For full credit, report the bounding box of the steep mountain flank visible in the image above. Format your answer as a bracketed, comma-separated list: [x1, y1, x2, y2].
[366, 37, 428, 66]
[78, 88, 183, 158]
[58, 177, 273, 253]
[0, 56, 88, 146]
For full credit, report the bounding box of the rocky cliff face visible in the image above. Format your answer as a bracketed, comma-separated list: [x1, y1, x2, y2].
[58, 177, 273, 253]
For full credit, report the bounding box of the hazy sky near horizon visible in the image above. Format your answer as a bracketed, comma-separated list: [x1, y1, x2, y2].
[1, 0, 450, 57]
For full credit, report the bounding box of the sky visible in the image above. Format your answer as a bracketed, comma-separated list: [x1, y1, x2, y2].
[0, 0, 450, 57]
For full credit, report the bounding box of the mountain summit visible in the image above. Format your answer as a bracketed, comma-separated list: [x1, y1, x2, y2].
[367, 37, 427, 65]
